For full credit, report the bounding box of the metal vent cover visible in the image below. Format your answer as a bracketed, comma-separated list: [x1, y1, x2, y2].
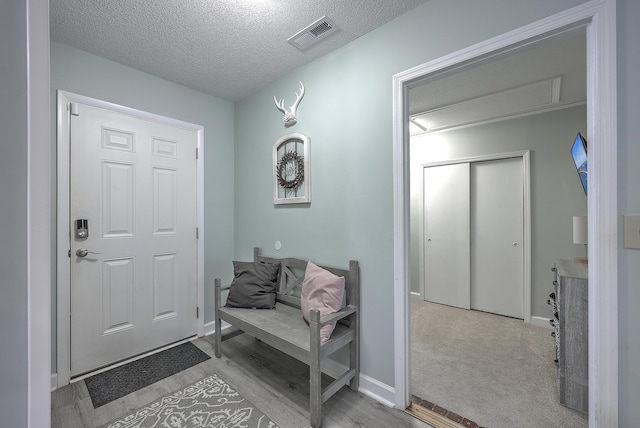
[288, 16, 339, 51]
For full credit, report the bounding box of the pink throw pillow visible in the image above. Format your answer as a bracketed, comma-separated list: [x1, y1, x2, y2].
[301, 261, 346, 342]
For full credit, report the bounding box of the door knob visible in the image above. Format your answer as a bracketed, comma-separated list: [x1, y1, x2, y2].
[76, 248, 100, 257]
[513, 242, 519, 246]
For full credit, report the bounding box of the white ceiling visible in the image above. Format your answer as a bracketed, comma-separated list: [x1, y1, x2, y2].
[50, 0, 428, 102]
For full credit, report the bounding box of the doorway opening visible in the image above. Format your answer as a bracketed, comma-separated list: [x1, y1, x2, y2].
[393, 3, 618, 426]
[408, 33, 583, 425]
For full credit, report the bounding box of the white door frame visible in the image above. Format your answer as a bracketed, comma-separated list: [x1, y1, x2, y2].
[417, 151, 531, 322]
[55, 91, 206, 387]
[26, 0, 51, 425]
[393, 1, 618, 426]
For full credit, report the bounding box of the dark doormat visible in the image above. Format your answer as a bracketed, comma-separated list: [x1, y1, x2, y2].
[84, 341, 211, 408]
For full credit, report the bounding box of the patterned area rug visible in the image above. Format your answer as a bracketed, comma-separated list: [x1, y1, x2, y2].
[85, 341, 211, 408]
[100, 374, 280, 428]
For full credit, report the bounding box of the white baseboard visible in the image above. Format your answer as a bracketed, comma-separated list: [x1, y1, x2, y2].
[203, 320, 216, 336]
[358, 373, 396, 407]
[203, 320, 232, 336]
[531, 316, 553, 329]
[51, 373, 58, 391]
[322, 358, 396, 408]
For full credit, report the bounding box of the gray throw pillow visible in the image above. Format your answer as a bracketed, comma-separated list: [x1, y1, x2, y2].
[225, 261, 280, 309]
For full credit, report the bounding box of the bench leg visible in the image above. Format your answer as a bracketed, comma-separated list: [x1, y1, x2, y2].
[214, 316, 222, 358]
[310, 360, 321, 427]
[310, 311, 322, 428]
[349, 315, 359, 391]
[214, 278, 222, 358]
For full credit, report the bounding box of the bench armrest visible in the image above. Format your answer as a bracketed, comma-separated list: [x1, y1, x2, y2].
[316, 305, 357, 327]
[214, 278, 231, 309]
[214, 280, 231, 292]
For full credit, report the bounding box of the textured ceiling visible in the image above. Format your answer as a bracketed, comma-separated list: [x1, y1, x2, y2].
[50, 0, 428, 102]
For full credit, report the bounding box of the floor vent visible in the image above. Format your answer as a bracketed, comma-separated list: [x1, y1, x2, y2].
[288, 16, 338, 51]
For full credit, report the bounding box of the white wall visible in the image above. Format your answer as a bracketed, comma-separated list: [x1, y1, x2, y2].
[410, 106, 588, 318]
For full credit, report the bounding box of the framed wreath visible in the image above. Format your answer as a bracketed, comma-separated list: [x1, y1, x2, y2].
[273, 133, 310, 205]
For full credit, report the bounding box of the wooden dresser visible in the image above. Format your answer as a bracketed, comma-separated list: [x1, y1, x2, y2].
[549, 259, 588, 413]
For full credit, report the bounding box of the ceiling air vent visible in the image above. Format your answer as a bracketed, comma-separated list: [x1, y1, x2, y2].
[288, 16, 339, 51]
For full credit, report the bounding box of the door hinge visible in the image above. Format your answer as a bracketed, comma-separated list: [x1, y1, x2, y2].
[196, 227, 199, 239]
[196, 307, 199, 318]
[68, 249, 71, 258]
[196, 148, 198, 159]
[69, 102, 80, 116]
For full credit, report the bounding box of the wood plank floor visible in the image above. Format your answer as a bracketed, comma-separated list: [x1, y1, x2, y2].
[52, 334, 433, 428]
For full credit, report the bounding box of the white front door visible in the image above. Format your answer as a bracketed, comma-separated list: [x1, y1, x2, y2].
[69, 102, 198, 377]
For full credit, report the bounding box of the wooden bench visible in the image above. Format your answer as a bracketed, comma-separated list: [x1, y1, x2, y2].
[214, 248, 360, 428]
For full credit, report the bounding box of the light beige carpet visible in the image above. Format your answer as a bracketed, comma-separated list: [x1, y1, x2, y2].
[411, 299, 588, 428]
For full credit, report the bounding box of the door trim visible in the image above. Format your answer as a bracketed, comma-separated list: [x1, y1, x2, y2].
[26, 0, 51, 424]
[417, 151, 531, 322]
[55, 91, 206, 387]
[392, 1, 618, 425]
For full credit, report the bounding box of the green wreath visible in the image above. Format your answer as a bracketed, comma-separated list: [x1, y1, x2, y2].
[276, 150, 305, 189]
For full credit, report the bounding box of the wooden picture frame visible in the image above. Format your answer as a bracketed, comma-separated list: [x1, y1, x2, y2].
[273, 133, 310, 205]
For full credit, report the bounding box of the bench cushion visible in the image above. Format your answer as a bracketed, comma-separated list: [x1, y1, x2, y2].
[225, 260, 280, 309]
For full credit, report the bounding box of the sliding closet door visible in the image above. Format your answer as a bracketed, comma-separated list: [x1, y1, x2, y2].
[422, 163, 470, 309]
[470, 158, 524, 318]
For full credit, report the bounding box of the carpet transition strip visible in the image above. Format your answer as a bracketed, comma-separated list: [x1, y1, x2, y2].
[406, 395, 485, 428]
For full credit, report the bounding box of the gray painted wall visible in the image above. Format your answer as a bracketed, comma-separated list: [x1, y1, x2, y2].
[0, 1, 28, 425]
[409, 106, 588, 319]
[50, 42, 236, 371]
[617, 0, 640, 425]
[233, 0, 588, 386]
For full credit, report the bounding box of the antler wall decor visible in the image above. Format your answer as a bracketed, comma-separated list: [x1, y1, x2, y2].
[274, 81, 305, 127]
